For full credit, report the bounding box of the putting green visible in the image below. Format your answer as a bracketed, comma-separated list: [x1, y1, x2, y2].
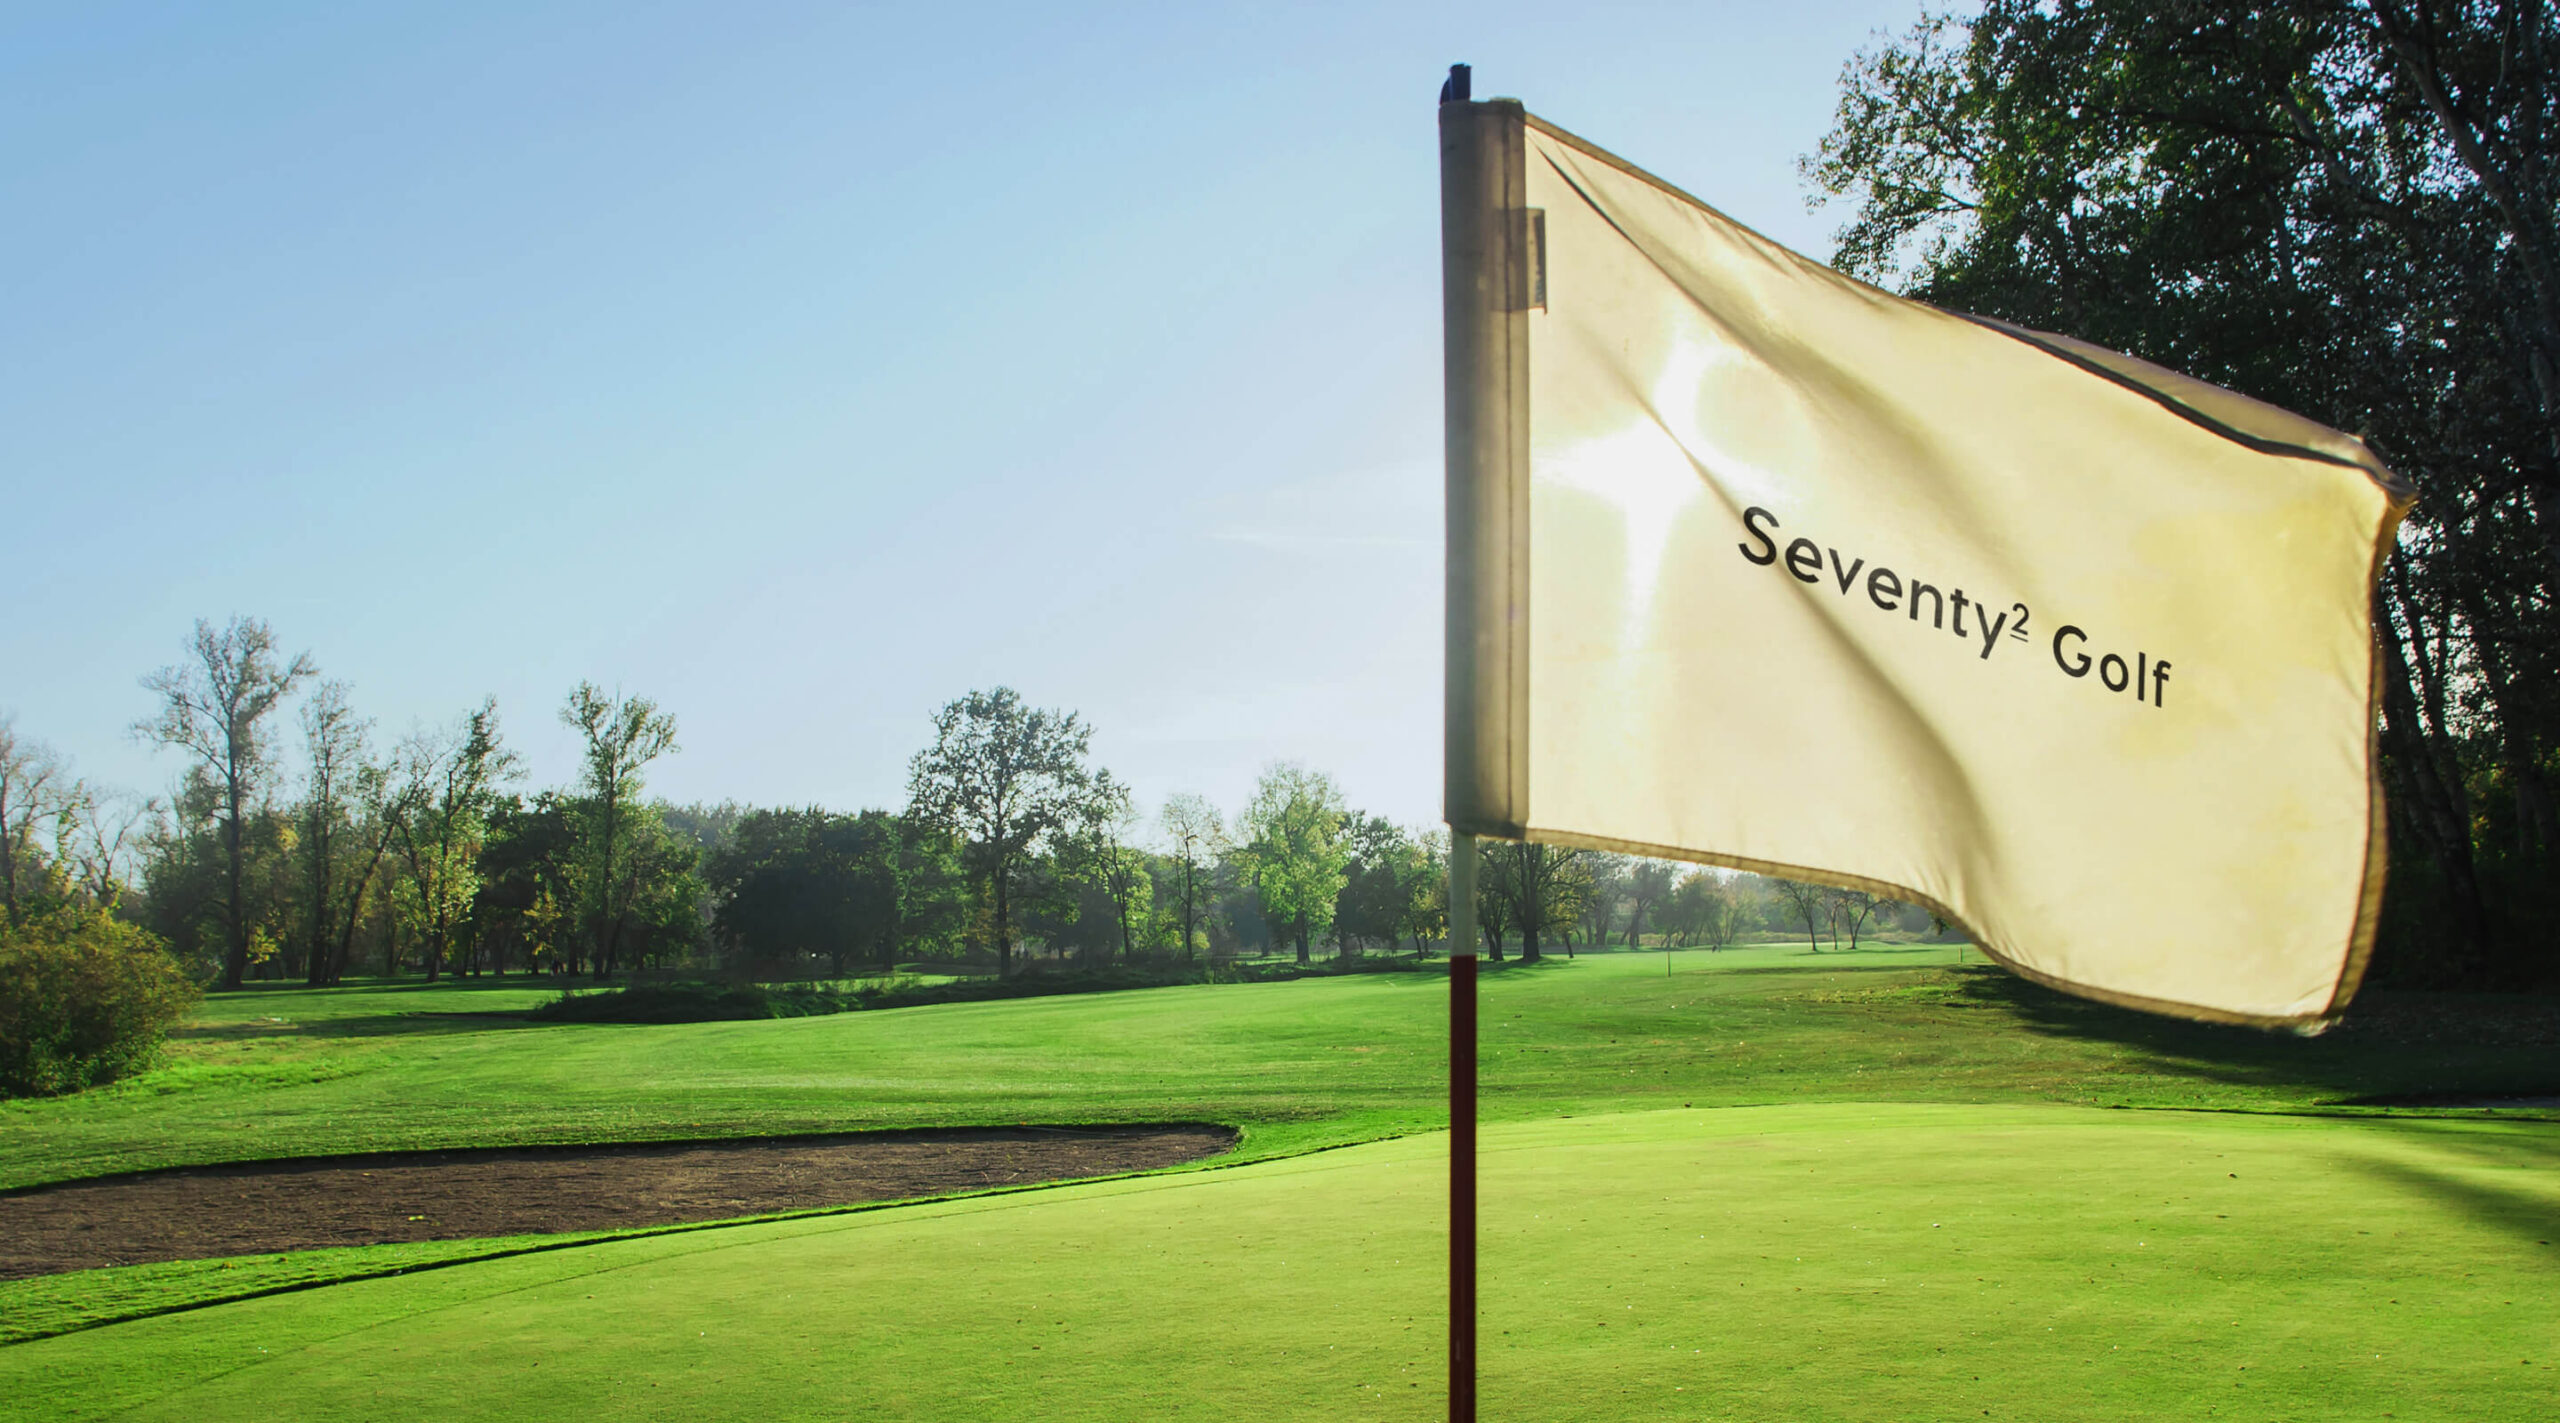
[9, 1103, 2552, 1421]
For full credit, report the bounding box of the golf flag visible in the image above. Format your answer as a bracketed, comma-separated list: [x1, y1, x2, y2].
[1442, 100, 2414, 1029]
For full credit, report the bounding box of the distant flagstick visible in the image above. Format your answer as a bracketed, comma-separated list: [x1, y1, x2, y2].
[1438, 58, 1509, 1423]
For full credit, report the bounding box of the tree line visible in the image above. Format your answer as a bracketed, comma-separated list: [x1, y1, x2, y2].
[0, 619, 709, 989]
[3, 627, 1912, 990]
[1808, 0, 2558, 989]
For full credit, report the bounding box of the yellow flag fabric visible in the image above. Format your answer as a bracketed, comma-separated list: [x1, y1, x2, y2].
[1447, 107, 2412, 1028]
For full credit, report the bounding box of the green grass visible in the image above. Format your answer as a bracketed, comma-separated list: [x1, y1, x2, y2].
[10, 945, 2550, 1194]
[7, 1104, 2553, 1421]
[4, 946, 2554, 1418]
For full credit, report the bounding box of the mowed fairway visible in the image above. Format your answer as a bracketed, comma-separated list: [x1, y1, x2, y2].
[5, 947, 2556, 1418]
[8, 1105, 2555, 1421]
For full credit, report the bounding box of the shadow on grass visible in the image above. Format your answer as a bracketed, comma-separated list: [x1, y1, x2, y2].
[1947, 967, 2560, 1105]
[171, 1013, 541, 1043]
[201, 976, 554, 999]
[2337, 1147, 2560, 1249]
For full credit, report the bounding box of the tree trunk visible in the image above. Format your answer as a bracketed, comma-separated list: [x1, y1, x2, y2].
[332, 842, 386, 988]
[995, 861, 1014, 977]
[1180, 864, 1197, 961]
[2378, 605, 2495, 971]
[221, 768, 248, 990]
[2453, 581, 2558, 855]
[304, 811, 332, 987]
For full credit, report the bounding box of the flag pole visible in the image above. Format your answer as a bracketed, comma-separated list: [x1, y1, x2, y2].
[1441, 56, 1525, 1423]
[1448, 829, 1479, 1423]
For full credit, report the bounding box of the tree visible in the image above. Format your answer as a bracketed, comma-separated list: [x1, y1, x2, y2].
[1826, 888, 1885, 951]
[316, 761, 405, 985]
[822, 810, 911, 971]
[136, 617, 314, 989]
[1474, 859, 1511, 962]
[1066, 771, 1146, 963]
[397, 700, 520, 981]
[1237, 762, 1349, 964]
[1621, 858, 1677, 950]
[1335, 814, 1426, 960]
[475, 793, 578, 974]
[896, 823, 969, 962]
[606, 806, 706, 972]
[1659, 870, 1726, 947]
[1479, 841, 1591, 963]
[560, 684, 676, 979]
[1698, 875, 1741, 951]
[59, 784, 155, 911]
[1576, 852, 1631, 949]
[1403, 829, 1450, 957]
[0, 718, 70, 926]
[1776, 878, 1827, 954]
[904, 688, 1095, 977]
[1158, 793, 1225, 960]
[711, 808, 908, 976]
[295, 682, 369, 985]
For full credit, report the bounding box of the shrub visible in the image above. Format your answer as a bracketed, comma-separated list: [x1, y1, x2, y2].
[0, 906, 202, 1097]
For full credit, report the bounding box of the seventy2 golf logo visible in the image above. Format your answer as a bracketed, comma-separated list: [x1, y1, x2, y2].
[1736, 505, 2172, 708]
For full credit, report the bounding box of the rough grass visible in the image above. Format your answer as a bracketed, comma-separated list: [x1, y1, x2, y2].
[6, 1105, 2554, 1421]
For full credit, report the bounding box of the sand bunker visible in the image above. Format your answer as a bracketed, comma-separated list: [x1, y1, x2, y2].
[0, 1125, 1235, 1278]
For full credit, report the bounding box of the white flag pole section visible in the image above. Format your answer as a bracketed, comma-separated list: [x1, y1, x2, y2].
[1439, 75, 1530, 844]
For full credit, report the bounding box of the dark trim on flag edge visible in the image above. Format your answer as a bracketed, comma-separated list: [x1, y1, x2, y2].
[1951, 314, 2400, 483]
[2327, 495, 2415, 1020]
[1519, 112, 2415, 500]
[1513, 824, 2353, 1035]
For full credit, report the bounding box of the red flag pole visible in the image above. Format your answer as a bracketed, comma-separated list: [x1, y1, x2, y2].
[1448, 830, 1479, 1423]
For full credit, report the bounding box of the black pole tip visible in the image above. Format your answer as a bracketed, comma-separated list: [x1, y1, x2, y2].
[1440, 63, 1471, 105]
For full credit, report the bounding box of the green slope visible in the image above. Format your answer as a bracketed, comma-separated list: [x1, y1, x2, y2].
[9, 1105, 2554, 1422]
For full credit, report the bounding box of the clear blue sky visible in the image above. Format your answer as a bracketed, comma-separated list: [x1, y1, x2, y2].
[5, 0, 1931, 830]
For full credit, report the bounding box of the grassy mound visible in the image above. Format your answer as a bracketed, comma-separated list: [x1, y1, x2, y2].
[7, 1104, 2552, 1421]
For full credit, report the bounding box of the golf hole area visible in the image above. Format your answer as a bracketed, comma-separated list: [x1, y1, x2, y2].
[0, 1124, 1237, 1279]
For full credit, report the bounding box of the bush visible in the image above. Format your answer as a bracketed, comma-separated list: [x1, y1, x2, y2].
[0, 906, 202, 1097]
